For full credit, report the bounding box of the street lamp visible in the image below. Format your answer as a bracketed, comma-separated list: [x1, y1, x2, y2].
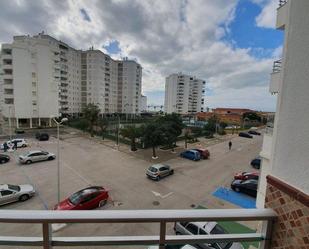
[8, 106, 12, 141]
[53, 117, 68, 204]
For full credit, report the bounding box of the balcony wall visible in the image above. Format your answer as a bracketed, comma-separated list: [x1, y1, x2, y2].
[269, 72, 282, 94]
[265, 175, 309, 248]
[260, 133, 273, 160]
[276, 1, 289, 30]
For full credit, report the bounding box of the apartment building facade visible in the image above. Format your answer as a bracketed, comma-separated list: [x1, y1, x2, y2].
[257, 1, 309, 247]
[0, 33, 142, 128]
[164, 73, 205, 114]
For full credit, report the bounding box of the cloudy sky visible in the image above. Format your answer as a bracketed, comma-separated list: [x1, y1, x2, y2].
[0, 0, 283, 111]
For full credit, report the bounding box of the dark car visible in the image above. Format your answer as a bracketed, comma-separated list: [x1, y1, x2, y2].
[248, 130, 261, 135]
[251, 157, 261, 169]
[180, 150, 201, 161]
[234, 172, 259, 180]
[0, 154, 10, 164]
[238, 132, 253, 138]
[193, 148, 210, 159]
[231, 179, 258, 197]
[35, 132, 49, 141]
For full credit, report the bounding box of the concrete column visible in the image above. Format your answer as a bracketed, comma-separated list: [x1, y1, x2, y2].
[16, 118, 19, 129]
[30, 118, 33, 128]
[38, 118, 41, 127]
[49, 118, 52, 127]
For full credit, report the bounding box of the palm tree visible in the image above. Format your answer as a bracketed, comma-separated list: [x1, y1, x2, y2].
[143, 123, 163, 159]
[120, 125, 142, 151]
[82, 103, 100, 137]
[98, 118, 108, 140]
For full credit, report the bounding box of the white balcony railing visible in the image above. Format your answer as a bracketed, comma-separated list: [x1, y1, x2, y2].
[0, 209, 277, 249]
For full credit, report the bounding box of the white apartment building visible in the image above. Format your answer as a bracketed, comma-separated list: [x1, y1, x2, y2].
[257, 0, 309, 209]
[164, 73, 205, 114]
[0, 33, 142, 128]
[140, 95, 147, 112]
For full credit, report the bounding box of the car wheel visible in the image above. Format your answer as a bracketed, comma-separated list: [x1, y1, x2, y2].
[235, 187, 240, 192]
[0, 159, 6, 164]
[99, 199, 107, 207]
[26, 160, 32, 165]
[19, 194, 30, 202]
[48, 156, 54, 160]
[156, 176, 160, 181]
[170, 170, 174, 175]
[22, 144, 27, 147]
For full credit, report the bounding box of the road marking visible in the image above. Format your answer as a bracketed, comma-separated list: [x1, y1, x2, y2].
[151, 191, 174, 199]
[62, 161, 92, 185]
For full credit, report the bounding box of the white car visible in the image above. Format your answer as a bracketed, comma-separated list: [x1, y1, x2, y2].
[0, 184, 35, 206]
[0, 138, 28, 149]
[19, 150, 56, 164]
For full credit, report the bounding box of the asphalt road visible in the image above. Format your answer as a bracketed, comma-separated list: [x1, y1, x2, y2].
[0, 133, 263, 249]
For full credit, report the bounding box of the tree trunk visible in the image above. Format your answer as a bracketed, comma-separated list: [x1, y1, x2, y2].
[152, 146, 157, 158]
[131, 138, 137, 151]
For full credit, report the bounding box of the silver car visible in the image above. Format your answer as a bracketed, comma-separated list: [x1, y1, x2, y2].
[19, 150, 56, 164]
[0, 184, 35, 206]
[146, 164, 174, 181]
[174, 221, 244, 249]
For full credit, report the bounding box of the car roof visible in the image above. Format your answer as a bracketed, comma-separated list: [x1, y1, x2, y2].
[189, 221, 217, 233]
[27, 150, 45, 154]
[0, 184, 9, 190]
[150, 164, 167, 169]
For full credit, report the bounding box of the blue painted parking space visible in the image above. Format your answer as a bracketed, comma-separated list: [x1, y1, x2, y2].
[212, 187, 256, 208]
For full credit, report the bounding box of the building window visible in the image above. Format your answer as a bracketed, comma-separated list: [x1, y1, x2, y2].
[32, 101, 37, 106]
[32, 72, 36, 78]
[32, 91, 36, 96]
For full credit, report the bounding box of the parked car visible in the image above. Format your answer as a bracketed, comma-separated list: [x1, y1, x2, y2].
[0, 184, 35, 206]
[35, 132, 49, 141]
[0, 138, 28, 150]
[54, 186, 109, 210]
[231, 179, 258, 197]
[19, 150, 56, 164]
[238, 132, 253, 138]
[248, 130, 261, 135]
[193, 148, 210, 159]
[15, 129, 25, 134]
[146, 164, 174, 181]
[180, 150, 201, 161]
[234, 172, 259, 180]
[174, 221, 244, 249]
[250, 157, 261, 169]
[0, 154, 10, 164]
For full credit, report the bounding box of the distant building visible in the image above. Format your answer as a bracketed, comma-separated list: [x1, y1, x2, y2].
[164, 73, 205, 114]
[0, 33, 142, 128]
[213, 108, 254, 115]
[139, 95, 147, 112]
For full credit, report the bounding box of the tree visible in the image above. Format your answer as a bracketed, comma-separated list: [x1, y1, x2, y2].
[204, 115, 219, 133]
[82, 103, 100, 137]
[143, 123, 164, 159]
[120, 125, 142, 151]
[242, 112, 262, 122]
[98, 118, 108, 140]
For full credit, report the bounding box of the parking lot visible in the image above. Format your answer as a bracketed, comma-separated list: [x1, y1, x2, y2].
[0, 131, 263, 249]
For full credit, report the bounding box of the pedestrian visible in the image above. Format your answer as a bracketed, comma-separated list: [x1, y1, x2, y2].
[228, 141, 232, 150]
[3, 142, 8, 152]
[13, 140, 18, 150]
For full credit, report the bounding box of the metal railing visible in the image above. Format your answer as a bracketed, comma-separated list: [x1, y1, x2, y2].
[272, 59, 282, 73]
[0, 209, 277, 249]
[279, 0, 287, 8]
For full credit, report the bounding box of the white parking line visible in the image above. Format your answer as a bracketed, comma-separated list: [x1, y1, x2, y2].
[151, 191, 174, 199]
[62, 161, 92, 185]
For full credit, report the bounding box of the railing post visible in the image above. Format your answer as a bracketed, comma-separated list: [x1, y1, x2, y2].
[159, 221, 166, 249]
[260, 219, 274, 249]
[42, 222, 52, 249]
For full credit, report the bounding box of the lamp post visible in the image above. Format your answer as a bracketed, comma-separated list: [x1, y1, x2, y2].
[53, 117, 68, 204]
[8, 106, 12, 141]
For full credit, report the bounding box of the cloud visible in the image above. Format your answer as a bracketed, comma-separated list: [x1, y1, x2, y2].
[0, 0, 279, 110]
[255, 0, 277, 28]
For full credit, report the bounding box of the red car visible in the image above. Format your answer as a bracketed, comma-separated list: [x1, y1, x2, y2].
[193, 148, 210, 159]
[234, 172, 259, 181]
[54, 186, 109, 210]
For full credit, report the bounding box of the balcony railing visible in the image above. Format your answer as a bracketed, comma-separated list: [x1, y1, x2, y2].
[272, 59, 282, 73]
[279, 0, 287, 8]
[0, 209, 277, 249]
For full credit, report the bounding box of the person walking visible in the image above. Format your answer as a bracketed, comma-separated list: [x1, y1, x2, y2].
[228, 141, 232, 151]
[13, 140, 18, 150]
[3, 142, 8, 152]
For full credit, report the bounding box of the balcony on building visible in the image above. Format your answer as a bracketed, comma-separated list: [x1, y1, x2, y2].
[276, 0, 288, 30]
[269, 59, 282, 94]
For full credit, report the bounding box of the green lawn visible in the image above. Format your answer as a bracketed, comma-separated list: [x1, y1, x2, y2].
[196, 206, 259, 249]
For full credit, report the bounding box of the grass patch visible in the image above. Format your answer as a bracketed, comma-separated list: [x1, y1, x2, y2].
[195, 205, 259, 249]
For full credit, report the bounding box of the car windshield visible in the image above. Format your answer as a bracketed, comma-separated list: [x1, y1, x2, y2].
[7, 184, 20, 192]
[148, 167, 158, 172]
[210, 225, 232, 249]
[69, 191, 83, 205]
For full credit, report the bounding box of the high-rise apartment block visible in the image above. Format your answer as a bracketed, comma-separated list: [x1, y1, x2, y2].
[0, 33, 142, 128]
[164, 73, 205, 114]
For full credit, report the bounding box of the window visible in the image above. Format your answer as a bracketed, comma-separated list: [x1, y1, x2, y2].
[32, 72, 36, 78]
[32, 82, 36, 87]
[32, 101, 37, 106]
[32, 91, 36, 96]
[0, 190, 13, 196]
[186, 223, 198, 235]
